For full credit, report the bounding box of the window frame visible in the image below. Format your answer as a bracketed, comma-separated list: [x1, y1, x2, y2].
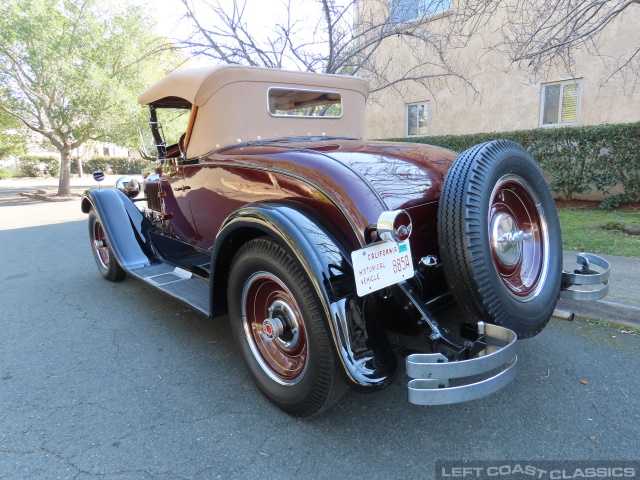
[405, 101, 430, 137]
[389, 0, 452, 25]
[266, 86, 344, 119]
[539, 79, 582, 127]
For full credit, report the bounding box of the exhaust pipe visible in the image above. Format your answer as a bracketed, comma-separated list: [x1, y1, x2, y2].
[552, 309, 574, 321]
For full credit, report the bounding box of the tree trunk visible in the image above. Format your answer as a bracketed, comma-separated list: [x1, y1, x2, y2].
[58, 148, 71, 196]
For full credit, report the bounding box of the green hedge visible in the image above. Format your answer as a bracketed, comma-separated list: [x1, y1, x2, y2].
[384, 122, 640, 205]
[19, 156, 60, 177]
[0, 167, 12, 179]
[70, 156, 152, 175]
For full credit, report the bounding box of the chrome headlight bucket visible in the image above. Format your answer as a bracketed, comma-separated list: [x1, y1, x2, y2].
[115, 176, 141, 199]
[376, 209, 412, 243]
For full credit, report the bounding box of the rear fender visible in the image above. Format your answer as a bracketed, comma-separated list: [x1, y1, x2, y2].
[211, 204, 397, 391]
[81, 189, 155, 270]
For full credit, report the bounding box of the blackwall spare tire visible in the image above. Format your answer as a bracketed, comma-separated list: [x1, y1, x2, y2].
[437, 140, 562, 338]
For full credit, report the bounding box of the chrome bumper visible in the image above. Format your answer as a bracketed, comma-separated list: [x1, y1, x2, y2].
[406, 323, 517, 405]
[560, 253, 610, 301]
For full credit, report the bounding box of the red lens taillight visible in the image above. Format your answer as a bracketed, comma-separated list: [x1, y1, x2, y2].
[376, 210, 412, 243]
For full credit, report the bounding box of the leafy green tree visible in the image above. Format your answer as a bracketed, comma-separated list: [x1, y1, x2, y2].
[0, 109, 27, 159]
[0, 0, 176, 195]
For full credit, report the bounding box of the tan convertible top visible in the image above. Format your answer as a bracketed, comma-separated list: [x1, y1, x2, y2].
[138, 65, 370, 157]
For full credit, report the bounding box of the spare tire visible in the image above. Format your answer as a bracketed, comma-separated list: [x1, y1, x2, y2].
[437, 140, 562, 338]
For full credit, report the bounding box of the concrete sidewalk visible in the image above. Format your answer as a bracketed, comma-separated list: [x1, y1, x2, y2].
[559, 251, 640, 330]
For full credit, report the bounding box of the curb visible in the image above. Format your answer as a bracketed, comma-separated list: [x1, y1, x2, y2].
[557, 297, 640, 330]
[20, 192, 81, 202]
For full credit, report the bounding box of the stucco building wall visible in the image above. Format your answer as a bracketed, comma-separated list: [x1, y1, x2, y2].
[364, 3, 640, 139]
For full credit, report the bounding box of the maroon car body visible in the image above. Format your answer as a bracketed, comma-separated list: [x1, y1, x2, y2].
[158, 140, 453, 254]
[82, 65, 610, 416]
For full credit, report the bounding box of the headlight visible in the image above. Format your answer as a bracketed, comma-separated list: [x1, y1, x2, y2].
[116, 176, 141, 199]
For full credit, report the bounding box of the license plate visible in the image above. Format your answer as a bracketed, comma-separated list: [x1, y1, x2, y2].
[351, 241, 414, 297]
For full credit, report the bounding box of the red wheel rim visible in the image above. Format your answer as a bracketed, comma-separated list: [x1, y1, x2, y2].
[93, 220, 109, 269]
[488, 175, 549, 300]
[241, 272, 308, 385]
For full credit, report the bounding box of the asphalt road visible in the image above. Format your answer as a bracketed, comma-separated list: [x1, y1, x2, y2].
[1, 197, 639, 480]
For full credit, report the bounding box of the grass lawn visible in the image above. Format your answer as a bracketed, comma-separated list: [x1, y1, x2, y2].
[557, 202, 640, 258]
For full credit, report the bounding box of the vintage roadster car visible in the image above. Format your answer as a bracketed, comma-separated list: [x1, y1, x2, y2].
[82, 65, 609, 416]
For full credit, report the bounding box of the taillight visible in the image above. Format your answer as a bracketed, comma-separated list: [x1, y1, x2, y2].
[376, 210, 412, 243]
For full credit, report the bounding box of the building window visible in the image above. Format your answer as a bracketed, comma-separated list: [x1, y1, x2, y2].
[541, 80, 581, 126]
[406, 102, 429, 136]
[390, 0, 451, 24]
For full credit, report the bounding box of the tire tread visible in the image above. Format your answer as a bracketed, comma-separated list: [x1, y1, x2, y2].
[438, 140, 561, 338]
[229, 237, 347, 417]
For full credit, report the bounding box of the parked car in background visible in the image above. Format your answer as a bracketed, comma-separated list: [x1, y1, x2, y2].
[82, 65, 610, 416]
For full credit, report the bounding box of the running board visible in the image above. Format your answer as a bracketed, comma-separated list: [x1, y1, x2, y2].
[129, 264, 210, 316]
[560, 253, 610, 301]
[406, 323, 518, 405]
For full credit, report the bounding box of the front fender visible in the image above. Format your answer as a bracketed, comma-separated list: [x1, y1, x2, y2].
[211, 204, 397, 391]
[81, 189, 155, 271]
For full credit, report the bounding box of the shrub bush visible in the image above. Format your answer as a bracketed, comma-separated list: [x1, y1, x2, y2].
[19, 155, 60, 177]
[383, 122, 640, 204]
[0, 167, 12, 179]
[70, 156, 151, 175]
[590, 123, 640, 207]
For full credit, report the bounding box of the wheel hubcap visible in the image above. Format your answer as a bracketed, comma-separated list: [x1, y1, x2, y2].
[488, 175, 549, 301]
[263, 316, 284, 340]
[264, 299, 300, 348]
[242, 272, 308, 385]
[92, 221, 109, 269]
[491, 213, 534, 265]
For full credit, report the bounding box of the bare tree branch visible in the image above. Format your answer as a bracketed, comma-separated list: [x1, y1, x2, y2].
[174, 0, 638, 99]
[485, 0, 640, 84]
[174, 0, 481, 100]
